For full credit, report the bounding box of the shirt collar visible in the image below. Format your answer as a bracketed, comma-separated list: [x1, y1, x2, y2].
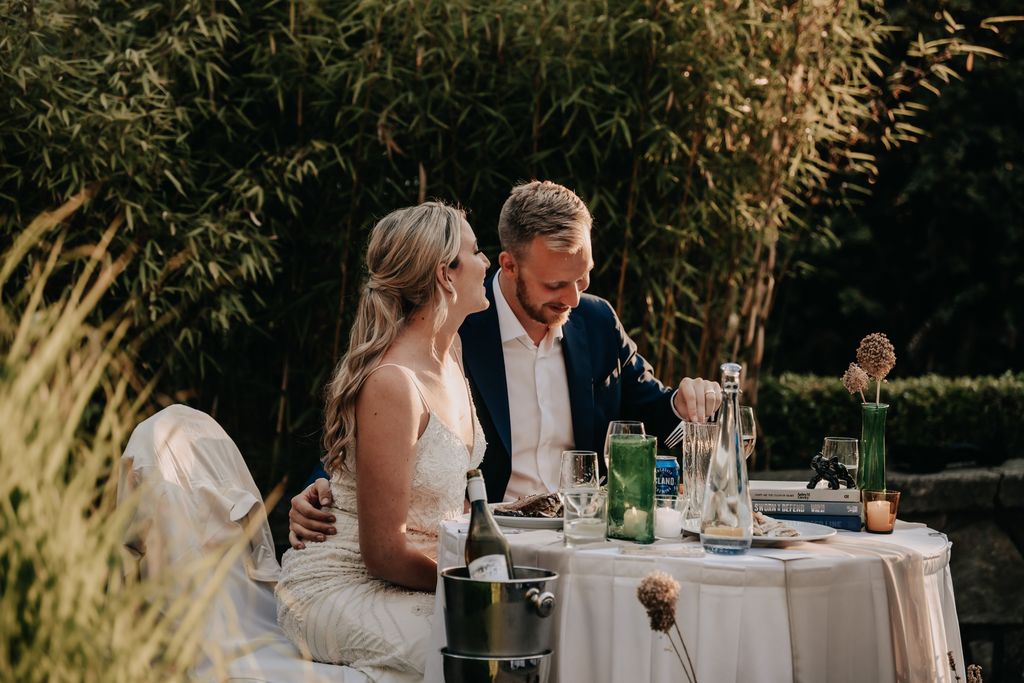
[492, 271, 564, 346]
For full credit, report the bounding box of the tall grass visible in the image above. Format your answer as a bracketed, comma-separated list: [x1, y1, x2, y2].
[0, 193, 199, 682]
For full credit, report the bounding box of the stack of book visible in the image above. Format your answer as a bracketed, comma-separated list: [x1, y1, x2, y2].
[749, 480, 862, 531]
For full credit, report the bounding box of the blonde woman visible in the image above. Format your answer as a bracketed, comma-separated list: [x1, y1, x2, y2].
[276, 202, 489, 682]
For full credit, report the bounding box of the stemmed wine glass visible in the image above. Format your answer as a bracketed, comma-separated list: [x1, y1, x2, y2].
[603, 421, 646, 470]
[739, 405, 757, 460]
[822, 436, 859, 481]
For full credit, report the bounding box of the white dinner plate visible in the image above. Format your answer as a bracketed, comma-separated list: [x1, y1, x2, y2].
[492, 513, 563, 530]
[681, 519, 837, 545]
[465, 503, 563, 529]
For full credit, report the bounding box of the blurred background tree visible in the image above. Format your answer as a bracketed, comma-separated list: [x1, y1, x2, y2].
[2, 0, 1016, 492]
[3, 1, 1020, 676]
[768, 0, 1023, 377]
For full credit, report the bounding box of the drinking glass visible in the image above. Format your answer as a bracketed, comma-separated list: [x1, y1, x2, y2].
[740, 405, 756, 460]
[823, 436, 859, 482]
[562, 489, 607, 547]
[559, 450, 600, 491]
[680, 421, 720, 521]
[603, 421, 645, 470]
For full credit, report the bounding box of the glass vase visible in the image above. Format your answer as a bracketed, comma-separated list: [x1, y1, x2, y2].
[606, 434, 656, 543]
[858, 403, 889, 492]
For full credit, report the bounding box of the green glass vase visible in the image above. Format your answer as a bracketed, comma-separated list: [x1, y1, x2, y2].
[606, 434, 656, 544]
[859, 403, 889, 491]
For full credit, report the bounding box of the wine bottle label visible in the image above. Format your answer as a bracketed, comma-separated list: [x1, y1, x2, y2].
[467, 555, 510, 581]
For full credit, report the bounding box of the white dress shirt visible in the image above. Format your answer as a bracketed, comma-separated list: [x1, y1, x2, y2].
[492, 272, 575, 502]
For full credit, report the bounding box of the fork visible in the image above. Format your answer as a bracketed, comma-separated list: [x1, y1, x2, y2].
[663, 420, 688, 450]
[664, 411, 720, 450]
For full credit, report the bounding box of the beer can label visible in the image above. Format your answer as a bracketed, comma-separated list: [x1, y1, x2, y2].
[656, 455, 680, 496]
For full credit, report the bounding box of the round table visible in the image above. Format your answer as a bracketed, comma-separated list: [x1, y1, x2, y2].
[426, 520, 964, 683]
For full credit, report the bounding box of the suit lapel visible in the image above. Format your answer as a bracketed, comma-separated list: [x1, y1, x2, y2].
[562, 311, 595, 452]
[461, 278, 512, 458]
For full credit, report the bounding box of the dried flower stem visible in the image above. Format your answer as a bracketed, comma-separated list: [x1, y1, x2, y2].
[674, 622, 698, 683]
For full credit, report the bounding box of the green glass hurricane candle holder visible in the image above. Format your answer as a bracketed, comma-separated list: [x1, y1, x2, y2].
[606, 434, 656, 544]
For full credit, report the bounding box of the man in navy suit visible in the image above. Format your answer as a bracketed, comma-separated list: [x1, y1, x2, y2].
[289, 181, 720, 547]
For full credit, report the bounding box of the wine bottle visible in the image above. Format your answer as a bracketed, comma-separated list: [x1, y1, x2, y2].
[464, 469, 515, 580]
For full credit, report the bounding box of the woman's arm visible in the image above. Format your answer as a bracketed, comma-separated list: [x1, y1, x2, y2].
[354, 367, 438, 591]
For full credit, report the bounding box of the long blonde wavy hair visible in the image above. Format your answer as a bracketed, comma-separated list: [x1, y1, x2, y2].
[322, 202, 465, 475]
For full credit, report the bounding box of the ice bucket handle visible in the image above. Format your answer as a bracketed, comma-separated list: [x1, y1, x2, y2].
[526, 587, 556, 618]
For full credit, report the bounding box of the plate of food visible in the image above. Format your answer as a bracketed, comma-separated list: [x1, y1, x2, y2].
[681, 511, 837, 545]
[490, 493, 563, 529]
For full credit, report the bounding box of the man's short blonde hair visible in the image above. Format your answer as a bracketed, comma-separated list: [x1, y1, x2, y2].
[497, 181, 592, 257]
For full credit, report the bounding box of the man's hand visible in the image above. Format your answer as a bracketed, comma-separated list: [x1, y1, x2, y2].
[288, 478, 336, 550]
[674, 377, 723, 423]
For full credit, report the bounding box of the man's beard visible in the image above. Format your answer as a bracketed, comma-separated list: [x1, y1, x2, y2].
[515, 272, 570, 327]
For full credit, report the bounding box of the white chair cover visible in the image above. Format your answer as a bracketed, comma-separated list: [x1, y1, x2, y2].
[118, 404, 368, 683]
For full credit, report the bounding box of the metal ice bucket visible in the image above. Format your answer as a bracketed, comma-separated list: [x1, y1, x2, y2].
[441, 566, 558, 657]
[441, 648, 551, 683]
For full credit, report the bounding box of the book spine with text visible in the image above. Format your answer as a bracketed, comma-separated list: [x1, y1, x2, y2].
[772, 513, 862, 532]
[753, 500, 862, 516]
[749, 486, 860, 502]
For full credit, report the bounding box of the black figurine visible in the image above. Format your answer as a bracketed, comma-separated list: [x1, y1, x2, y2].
[806, 453, 857, 490]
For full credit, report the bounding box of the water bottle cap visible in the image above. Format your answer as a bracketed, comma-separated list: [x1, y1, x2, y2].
[720, 362, 742, 374]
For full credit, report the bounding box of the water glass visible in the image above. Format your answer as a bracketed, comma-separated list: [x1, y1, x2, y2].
[561, 489, 607, 547]
[681, 421, 720, 521]
[559, 450, 600, 491]
[823, 436, 859, 482]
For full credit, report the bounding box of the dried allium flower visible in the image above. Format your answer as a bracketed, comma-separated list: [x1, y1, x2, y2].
[842, 363, 869, 397]
[637, 571, 679, 633]
[856, 333, 896, 381]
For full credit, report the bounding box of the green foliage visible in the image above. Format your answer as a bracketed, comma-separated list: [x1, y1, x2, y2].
[758, 372, 1024, 471]
[768, 0, 1024, 377]
[0, 199, 197, 682]
[2, 0, 1008, 492]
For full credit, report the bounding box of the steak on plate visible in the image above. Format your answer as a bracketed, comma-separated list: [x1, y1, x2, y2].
[493, 492, 563, 518]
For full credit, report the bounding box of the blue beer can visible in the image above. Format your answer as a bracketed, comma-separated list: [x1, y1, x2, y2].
[655, 455, 681, 496]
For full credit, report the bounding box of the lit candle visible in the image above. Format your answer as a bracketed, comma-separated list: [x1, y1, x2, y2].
[623, 506, 648, 537]
[866, 500, 891, 531]
[654, 506, 683, 539]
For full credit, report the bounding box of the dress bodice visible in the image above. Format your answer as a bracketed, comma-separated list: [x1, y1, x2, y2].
[330, 411, 485, 556]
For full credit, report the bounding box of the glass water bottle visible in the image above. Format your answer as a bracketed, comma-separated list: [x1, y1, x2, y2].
[700, 362, 753, 554]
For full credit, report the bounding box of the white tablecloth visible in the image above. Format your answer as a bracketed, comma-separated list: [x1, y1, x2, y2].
[426, 521, 963, 683]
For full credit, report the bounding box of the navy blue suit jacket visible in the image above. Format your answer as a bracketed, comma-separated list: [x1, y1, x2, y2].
[463, 275, 679, 502]
[310, 275, 680, 502]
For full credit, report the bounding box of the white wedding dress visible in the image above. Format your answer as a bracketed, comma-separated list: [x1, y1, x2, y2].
[276, 365, 485, 683]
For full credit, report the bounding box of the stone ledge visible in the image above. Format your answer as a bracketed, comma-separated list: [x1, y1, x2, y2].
[997, 459, 1024, 508]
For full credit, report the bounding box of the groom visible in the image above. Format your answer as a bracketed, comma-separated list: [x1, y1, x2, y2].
[289, 181, 721, 548]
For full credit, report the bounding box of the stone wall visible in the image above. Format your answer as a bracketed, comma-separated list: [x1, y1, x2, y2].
[763, 459, 1024, 683]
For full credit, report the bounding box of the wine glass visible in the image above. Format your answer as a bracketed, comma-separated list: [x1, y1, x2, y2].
[822, 436, 859, 481]
[739, 405, 756, 460]
[559, 450, 600, 491]
[603, 421, 645, 470]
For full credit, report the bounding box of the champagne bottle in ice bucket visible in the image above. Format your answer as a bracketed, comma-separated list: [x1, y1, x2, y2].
[700, 362, 753, 554]
[464, 469, 515, 580]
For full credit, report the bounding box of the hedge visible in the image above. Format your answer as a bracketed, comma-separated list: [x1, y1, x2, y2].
[756, 373, 1024, 472]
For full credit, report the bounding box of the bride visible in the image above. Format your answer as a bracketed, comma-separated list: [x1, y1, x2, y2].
[276, 202, 490, 682]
